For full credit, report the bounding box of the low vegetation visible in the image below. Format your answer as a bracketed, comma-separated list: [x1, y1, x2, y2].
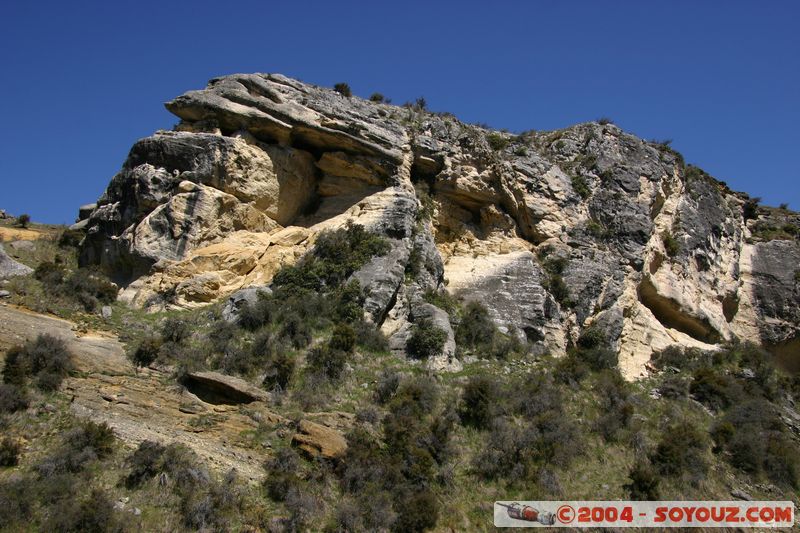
[486, 132, 509, 151]
[661, 230, 680, 257]
[571, 174, 591, 199]
[333, 82, 351, 97]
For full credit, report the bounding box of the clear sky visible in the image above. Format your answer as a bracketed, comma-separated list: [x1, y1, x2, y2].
[1, 1, 797, 224]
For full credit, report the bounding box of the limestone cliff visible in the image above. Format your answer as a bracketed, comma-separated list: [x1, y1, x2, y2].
[78, 73, 800, 377]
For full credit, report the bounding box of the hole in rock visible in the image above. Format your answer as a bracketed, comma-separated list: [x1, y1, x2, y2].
[182, 375, 260, 405]
[637, 277, 721, 344]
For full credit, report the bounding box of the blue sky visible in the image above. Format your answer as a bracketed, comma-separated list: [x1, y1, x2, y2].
[1, 1, 797, 224]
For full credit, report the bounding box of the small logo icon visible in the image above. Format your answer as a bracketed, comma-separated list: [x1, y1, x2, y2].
[497, 502, 556, 525]
[557, 504, 576, 524]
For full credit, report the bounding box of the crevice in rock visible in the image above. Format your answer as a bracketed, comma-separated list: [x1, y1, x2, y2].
[721, 292, 739, 323]
[182, 374, 261, 405]
[648, 252, 665, 274]
[637, 277, 721, 343]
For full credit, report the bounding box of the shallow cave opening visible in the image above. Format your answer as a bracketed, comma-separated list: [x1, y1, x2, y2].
[181, 375, 259, 406]
[767, 336, 800, 375]
[637, 277, 721, 344]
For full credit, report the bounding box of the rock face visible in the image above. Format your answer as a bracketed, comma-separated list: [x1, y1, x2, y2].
[0, 244, 33, 279]
[291, 419, 348, 460]
[78, 73, 800, 377]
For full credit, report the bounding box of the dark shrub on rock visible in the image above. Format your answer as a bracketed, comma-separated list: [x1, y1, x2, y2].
[406, 319, 447, 359]
[128, 335, 162, 368]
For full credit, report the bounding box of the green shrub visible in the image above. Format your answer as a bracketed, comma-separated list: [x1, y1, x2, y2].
[333, 82, 352, 97]
[406, 319, 447, 359]
[307, 344, 349, 380]
[624, 462, 660, 500]
[0, 383, 28, 413]
[422, 289, 459, 315]
[58, 228, 84, 248]
[15, 214, 30, 228]
[573, 327, 617, 371]
[180, 469, 243, 531]
[487, 133, 509, 151]
[0, 477, 36, 526]
[515, 372, 564, 419]
[586, 220, 608, 239]
[658, 374, 689, 399]
[0, 438, 20, 467]
[369, 92, 385, 103]
[690, 367, 743, 410]
[553, 353, 589, 385]
[456, 301, 496, 352]
[62, 271, 118, 311]
[263, 448, 303, 502]
[332, 280, 366, 323]
[263, 351, 295, 390]
[2, 334, 73, 391]
[329, 323, 356, 353]
[392, 489, 439, 533]
[651, 421, 709, 484]
[273, 223, 390, 294]
[571, 175, 591, 199]
[37, 421, 115, 477]
[662, 231, 680, 257]
[712, 400, 799, 488]
[125, 440, 167, 488]
[237, 293, 274, 331]
[374, 369, 401, 404]
[542, 256, 572, 307]
[160, 443, 210, 494]
[279, 312, 313, 349]
[459, 375, 502, 429]
[354, 319, 389, 353]
[389, 376, 439, 419]
[45, 488, 123, 533]
[32, 263, 117, 312]
[129, 335, 162, 368]
[474, 414, 582, 481]
[743, 197, 760, 220]
[208, 319, 236, 354]
[596, 117, 613, 125]
[593, 370, 633, 442]
[162, 316, 191, 344]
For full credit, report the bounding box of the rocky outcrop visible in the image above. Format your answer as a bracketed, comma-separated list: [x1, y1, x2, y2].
[78, 73, 800, 377]
[291, 419, 348, 460]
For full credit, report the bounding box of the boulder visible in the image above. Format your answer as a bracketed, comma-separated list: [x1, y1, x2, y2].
[0, 244, 33, 279]
[291, 419, 347, 460]
[221, 285, 272, 322]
